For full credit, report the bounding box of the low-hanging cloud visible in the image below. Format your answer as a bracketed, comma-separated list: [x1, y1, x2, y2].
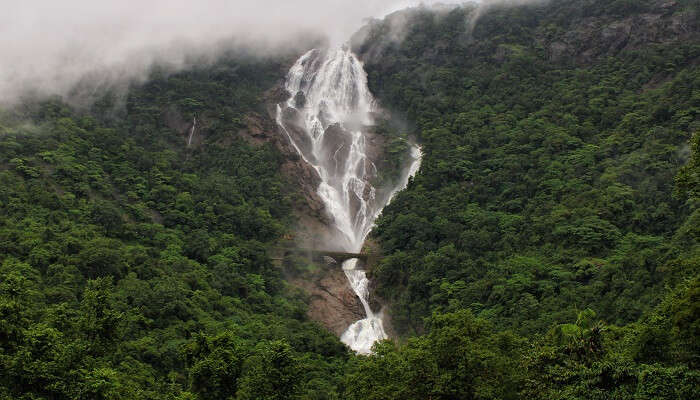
[1, 1, 541, 105]
[0, 1, 442, 104]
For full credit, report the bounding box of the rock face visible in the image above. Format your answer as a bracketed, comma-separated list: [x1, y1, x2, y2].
[272, 98, 333, 247]
[319, 124, 353, 179]
[281, 107, 316, 160]
[233, 57, 398, 340]
[293, 268, 365, 336]
[237, 112, 273, 145]
[540, 1, 698, 63]
[224, 75, 364, 333]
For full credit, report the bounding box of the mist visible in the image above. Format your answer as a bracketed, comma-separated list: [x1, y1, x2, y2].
[0, 1, 422, 104]
[0, 1, 543, 105]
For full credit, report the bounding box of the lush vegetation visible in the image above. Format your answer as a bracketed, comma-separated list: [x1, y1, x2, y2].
[352, 0, 700, 398]
[1, 0, 698, 399]
[362, 0, 700, 335]
[0, 54, 349, 399]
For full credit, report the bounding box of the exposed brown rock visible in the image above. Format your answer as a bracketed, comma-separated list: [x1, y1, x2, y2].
[233, 65, 395, 339]
[294, 91, 307, 108]
[292, 268, 366, 336]
[362, 127, 386, 178]
[235, 112, 273, 145]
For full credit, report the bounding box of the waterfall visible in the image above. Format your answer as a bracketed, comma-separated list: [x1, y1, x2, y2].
[277, 47, 421, 354]
[187, 117, 196, 146]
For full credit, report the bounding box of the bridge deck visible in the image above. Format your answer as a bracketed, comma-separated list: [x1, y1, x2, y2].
[270, 247, 369, 264]
[309, 250, 367, 261]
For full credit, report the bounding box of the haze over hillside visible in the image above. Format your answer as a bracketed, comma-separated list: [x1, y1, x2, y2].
[0, 0, 697, 399]
[0, 0, 476, 104]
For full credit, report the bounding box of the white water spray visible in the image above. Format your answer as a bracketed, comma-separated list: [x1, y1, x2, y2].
[277, 47, 421, 354]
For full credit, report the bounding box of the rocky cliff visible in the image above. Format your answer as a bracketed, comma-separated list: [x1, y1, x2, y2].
[539, 0, 698, 63]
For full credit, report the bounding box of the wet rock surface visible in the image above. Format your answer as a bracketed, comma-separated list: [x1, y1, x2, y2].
[281, 107, 316, 160]
[293, 268, 366, 336]
[237, 58, 398, 344]
[320, 124, 353, 178]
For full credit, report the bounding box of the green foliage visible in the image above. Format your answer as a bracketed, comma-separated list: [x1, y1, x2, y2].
[236, 340, 301, 400]
[360, 0, 700, 337]
[185, 332, 246, 399]
[676, 131, 700, 201]
[352, 0, 700, 397]
[0, 54, 348, 399]
[345, 310, 521, 400]
[1, 1, 698, 398]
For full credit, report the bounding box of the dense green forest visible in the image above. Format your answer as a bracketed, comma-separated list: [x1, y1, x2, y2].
[0, 54, 349, 399]
[360, 0, 699, 335]
[1, 0, 698, 399]
[355, 0, 700, 398]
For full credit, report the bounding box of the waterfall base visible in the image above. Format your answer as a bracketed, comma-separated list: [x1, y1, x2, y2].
[341, 316, 387, 355]
[340, 259, 387, 353]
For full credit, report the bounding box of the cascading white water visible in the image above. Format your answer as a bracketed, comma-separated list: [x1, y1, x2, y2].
[187, 117, 197, 146]
[277, 46, 421, 354]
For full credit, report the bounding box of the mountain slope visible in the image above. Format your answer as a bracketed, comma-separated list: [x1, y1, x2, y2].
[356, 0, 699, 335]
[0, 53, 348, 399]
[340, 1, 700, 398]
[0, 1, 698, 399]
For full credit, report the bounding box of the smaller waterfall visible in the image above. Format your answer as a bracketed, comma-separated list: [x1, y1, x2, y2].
[340, 259, 385, 354]
[187, 117, 197, 146]
[385, 145, 422, 208]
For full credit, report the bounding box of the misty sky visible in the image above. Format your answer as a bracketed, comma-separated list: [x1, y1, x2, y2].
[0, 0, 466, 104]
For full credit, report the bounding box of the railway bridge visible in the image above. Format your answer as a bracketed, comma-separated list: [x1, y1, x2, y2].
[270, 247, 374, 266]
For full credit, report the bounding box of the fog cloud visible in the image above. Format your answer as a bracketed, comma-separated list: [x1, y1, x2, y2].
[0, 1, 440, 103]
[1, 1, 540, 104]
